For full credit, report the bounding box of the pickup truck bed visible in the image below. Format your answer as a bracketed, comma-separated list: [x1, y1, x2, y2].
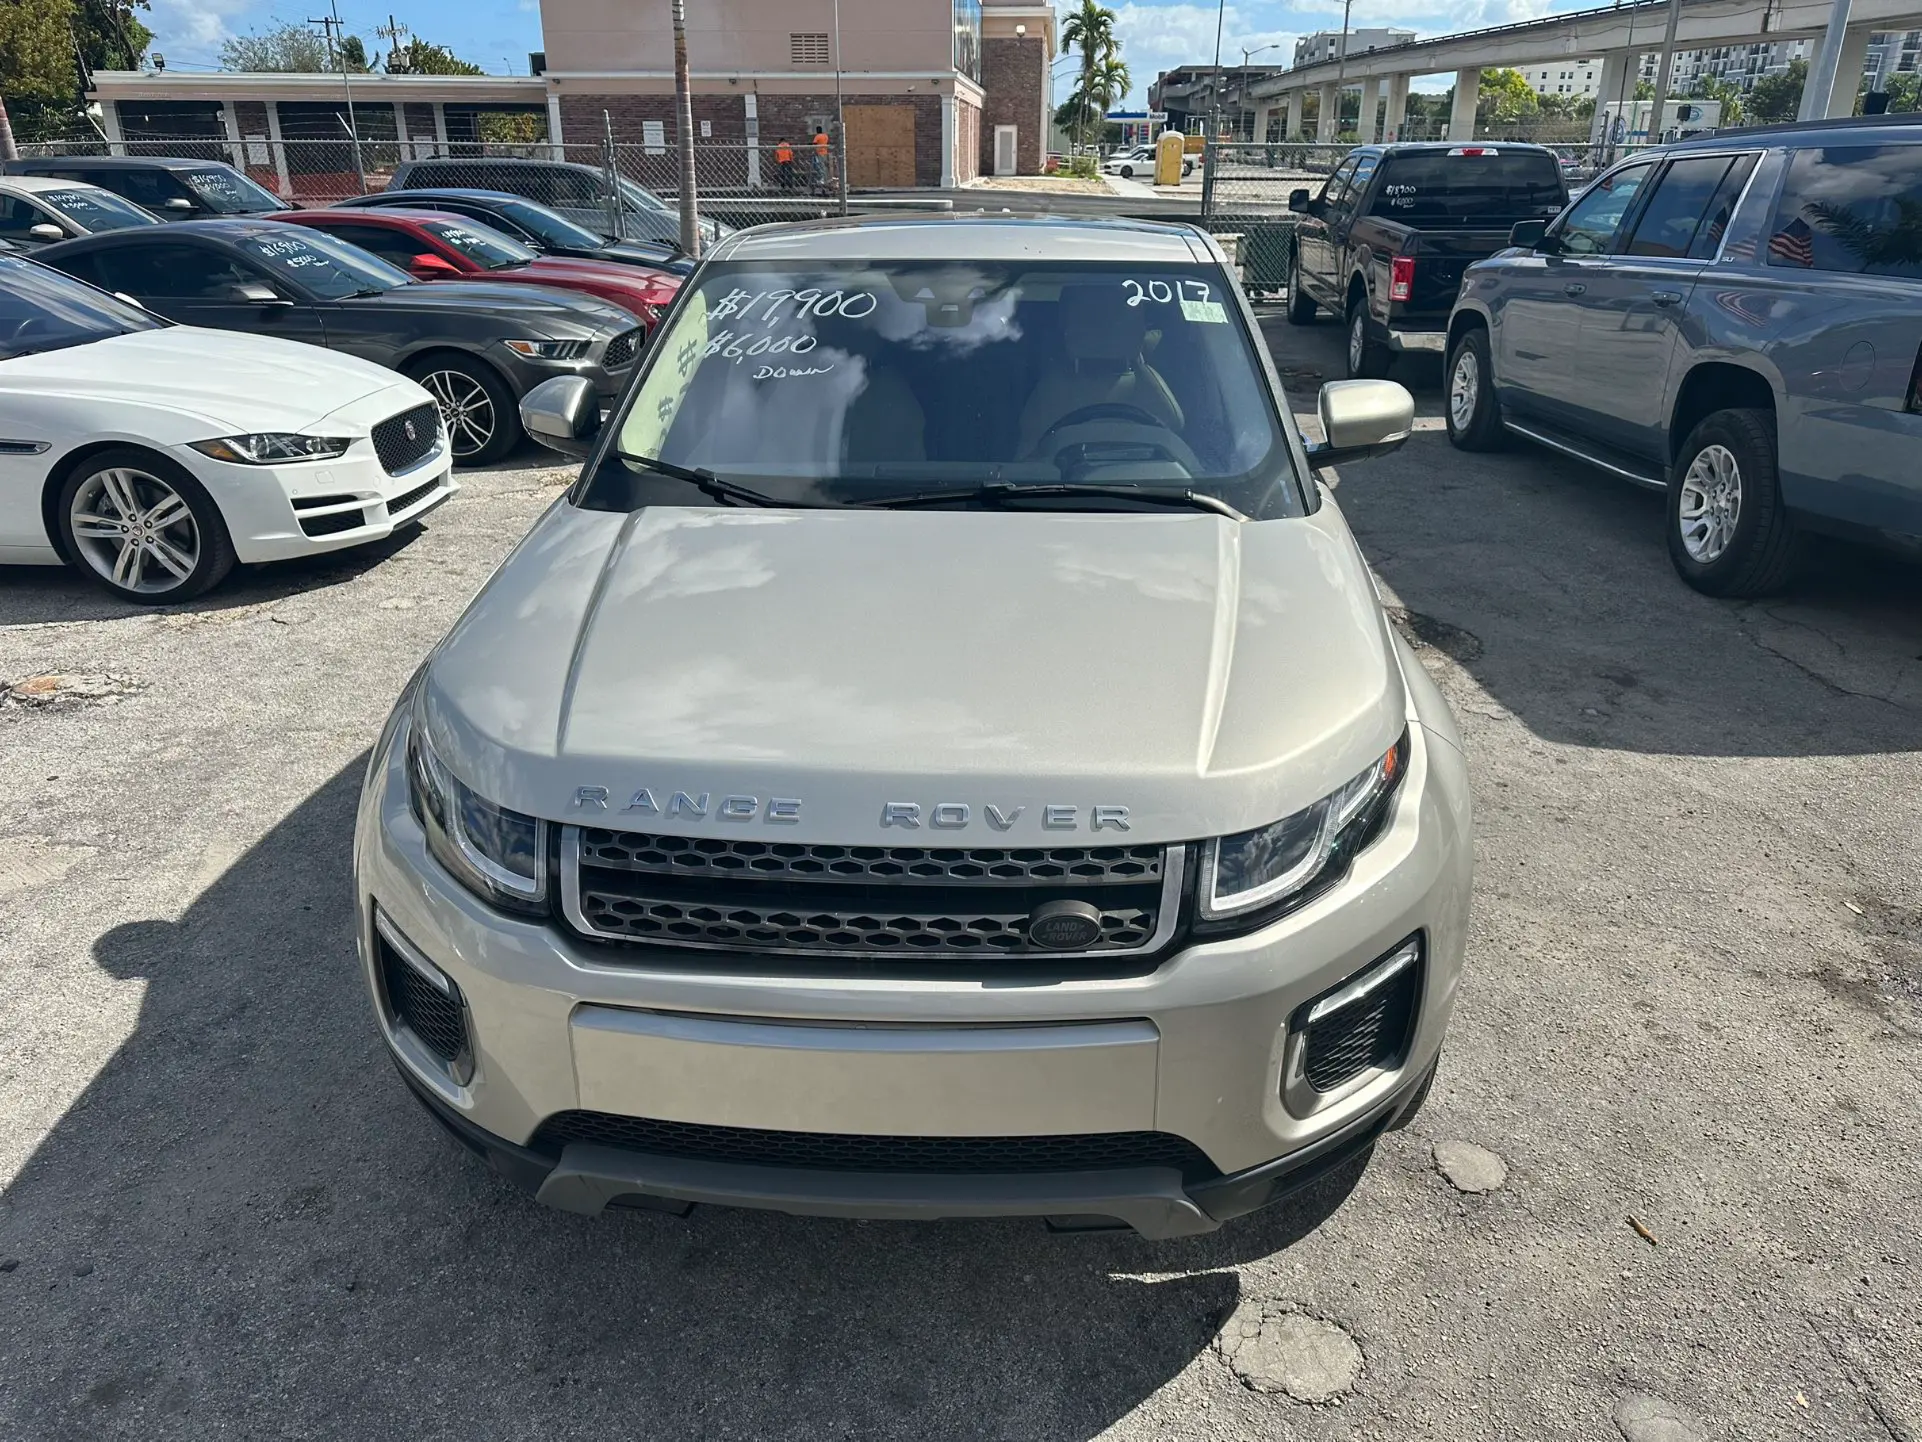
[1287, 143, 1568, 378]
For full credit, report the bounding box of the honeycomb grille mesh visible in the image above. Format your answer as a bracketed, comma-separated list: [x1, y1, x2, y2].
[573, 890, 1157, 954]
[533, 1111, 1221, 1180]
[577, 830, 1164, 886]
[602, 328, 640, 369]
[370, 403, 440, 475]
[1301, 962, 1419, 1092]
[378, 936, 466, 1065]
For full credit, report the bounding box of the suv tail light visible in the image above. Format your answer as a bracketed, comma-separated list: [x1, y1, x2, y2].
[1390, 256, 1416, 303]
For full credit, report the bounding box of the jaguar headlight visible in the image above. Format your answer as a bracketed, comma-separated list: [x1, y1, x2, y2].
[189, 433, 352, 464]
[1201, 732, 1408, 920]
[405, 719, 548, 914]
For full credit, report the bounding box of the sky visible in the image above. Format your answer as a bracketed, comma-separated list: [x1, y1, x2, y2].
[141, 0, 1602, 105]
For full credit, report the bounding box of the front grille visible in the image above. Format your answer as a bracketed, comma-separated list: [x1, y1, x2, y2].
[533, 1111, 1221, 1181]
[386, 477, 442, 517]
[370, 403, 441, 476]
[1300, 955, 1420, 1093]
[602, 328, 640, 369]
[565, 828, 1178, 961]
[299, 509, 367, 538]
[578, 832, 1164, 886]
[375, 927, 468, 1070]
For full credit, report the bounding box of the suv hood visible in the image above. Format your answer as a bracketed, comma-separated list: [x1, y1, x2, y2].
[419, 504, 1407, 846]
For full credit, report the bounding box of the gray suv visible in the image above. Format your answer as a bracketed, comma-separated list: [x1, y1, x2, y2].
[1445, 116, 1922, 596]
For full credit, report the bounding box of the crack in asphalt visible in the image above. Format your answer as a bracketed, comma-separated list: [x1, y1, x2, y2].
[1805, 1315, 1915, 1442]
[1745, 633, 1915, 713]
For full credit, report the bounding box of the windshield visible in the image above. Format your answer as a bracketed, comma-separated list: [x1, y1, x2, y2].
[1371, 150, 1567, 225]
[420, 218, 536, 269]
[615, 178, 676, 217]
[42, 187, 159, 233]
[180, 167, 288, 215]
[584, 259, 1302, 518]
[241, 228, 411, 298]
[0, 256, 164, 360]
[497, 198, 606, 250]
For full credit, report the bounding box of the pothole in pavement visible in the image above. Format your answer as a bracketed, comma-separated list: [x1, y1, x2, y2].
[1386, 607, 1484, 664]
[1432, 1139, 1508, 1194]
[1, 673, 145, 709]
[1216, 1301, 1364, 1403]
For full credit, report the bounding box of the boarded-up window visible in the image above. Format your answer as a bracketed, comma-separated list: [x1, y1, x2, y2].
[790, 32, 830, 65]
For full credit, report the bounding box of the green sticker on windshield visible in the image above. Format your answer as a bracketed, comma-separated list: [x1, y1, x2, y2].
[1181, 298, 1227, 323]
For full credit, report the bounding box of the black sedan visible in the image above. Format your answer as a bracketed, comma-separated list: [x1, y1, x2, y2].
[36, 220, 642, 464]
[332, 188, 695, 276]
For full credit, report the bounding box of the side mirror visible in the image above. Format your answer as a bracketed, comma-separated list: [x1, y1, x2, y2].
[1303, 380, 1415, 468]
[162, 197, 195, 214]
[519, 374, 601, 460]
[409, 252, 461, 278]
[1288, 187, 1311, 213]
[227, 281, 287, 304]
[28, 223, 65, 242]
[1509, 219, 1548, 250]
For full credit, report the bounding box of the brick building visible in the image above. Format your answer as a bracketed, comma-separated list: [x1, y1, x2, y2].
[83, 0, 1055, 192]
[540, 0, 1054, 184]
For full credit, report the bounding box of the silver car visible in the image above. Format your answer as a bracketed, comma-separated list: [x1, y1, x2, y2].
[354, 215, 1474, 1238]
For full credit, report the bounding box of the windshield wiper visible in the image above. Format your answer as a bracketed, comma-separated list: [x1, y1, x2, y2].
[856, 482, 1248, 521]
[617, 452, 835, 508]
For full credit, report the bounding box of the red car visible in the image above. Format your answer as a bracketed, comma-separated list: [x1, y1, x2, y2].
[272, 208, 679, 329]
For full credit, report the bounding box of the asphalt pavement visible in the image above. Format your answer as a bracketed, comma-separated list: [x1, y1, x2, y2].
[1, 318, 1918, 1441]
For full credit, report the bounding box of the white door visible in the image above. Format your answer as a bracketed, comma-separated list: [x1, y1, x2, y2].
[993, 125, 1018, 178]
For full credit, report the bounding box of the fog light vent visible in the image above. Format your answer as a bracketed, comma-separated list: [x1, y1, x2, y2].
[1290, 937, 1421, 1102]
[374, 912, 472, 1082]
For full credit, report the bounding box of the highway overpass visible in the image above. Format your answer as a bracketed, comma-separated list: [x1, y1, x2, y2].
[1247, 0, 1922, 145]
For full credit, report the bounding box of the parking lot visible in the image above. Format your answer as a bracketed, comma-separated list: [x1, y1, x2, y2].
[1, 289, 1917, 1439]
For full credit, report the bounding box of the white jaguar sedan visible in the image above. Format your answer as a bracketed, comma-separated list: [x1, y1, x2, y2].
[0, 254, 454, 602]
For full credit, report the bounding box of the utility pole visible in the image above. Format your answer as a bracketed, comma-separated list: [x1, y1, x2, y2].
[1334, 0, 1355, 137]
[1650, 0, 1684, 140]
[0, 97, 17, 163]
[831, 0, 848, 213]
[377, 14, 410, 71]
[670, 0, 700, 255]
[310, 2, 367, 192]
[1208, 0, 1226, 140]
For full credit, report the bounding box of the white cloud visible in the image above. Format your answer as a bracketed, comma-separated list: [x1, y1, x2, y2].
[1078, 3, 1299, 106]
[148, 0, 261, 63]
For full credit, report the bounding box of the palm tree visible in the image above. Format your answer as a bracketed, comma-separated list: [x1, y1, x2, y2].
[1089, 54, 1132, 119]
[1061, 1, 1118, 156]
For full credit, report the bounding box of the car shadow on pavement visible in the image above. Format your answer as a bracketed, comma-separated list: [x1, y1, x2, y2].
[1260, 314, 1922, 758]
[0, 521, 432, 629]
[0, 761, 1362, 1442]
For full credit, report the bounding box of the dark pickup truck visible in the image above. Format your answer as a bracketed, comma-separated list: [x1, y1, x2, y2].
[1286, 142, 1568, 379]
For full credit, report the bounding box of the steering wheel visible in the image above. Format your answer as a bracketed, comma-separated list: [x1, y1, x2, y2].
[1033, 402, 1170, 448]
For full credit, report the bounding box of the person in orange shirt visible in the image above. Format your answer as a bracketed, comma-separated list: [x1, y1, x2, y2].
[773, 138, 795, 192]
[812, 127, 831, 192]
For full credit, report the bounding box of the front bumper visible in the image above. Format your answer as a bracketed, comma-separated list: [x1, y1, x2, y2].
[492, 346, 628, 402]
[186, 382, 457, 565]
[354, 710, 1472, 1236]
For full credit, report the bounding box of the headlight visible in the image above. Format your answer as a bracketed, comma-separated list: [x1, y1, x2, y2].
[1201, 732, 1409, 920]
[503, 338, 589, 360]
[406, 720, 548, 915]
[188, 433, 352, 464]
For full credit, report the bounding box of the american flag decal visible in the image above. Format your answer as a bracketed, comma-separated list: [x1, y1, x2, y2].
[1768, 215, 1816, 268]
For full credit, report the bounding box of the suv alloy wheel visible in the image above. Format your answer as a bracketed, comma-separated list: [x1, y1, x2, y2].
[1666, 408, 1800, 597]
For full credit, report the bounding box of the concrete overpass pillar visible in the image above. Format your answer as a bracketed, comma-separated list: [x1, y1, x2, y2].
[1252, 103, 1275, 142]
[1285, 90, 1303, 140]
[1813, 22, 1874, 117]
[1358, 76, 1382, 143]
[1448, 67, 1481, 141]
[1591, 51, 1638, 145]
[1383, 74, 1410, 142]
[1317, 81, 1340, 143]
[1799, 0, 1864, 119]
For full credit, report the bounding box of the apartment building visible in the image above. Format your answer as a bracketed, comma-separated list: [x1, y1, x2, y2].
[1291, 28, 1417, 67]
[1519, 59, 1602, 98]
